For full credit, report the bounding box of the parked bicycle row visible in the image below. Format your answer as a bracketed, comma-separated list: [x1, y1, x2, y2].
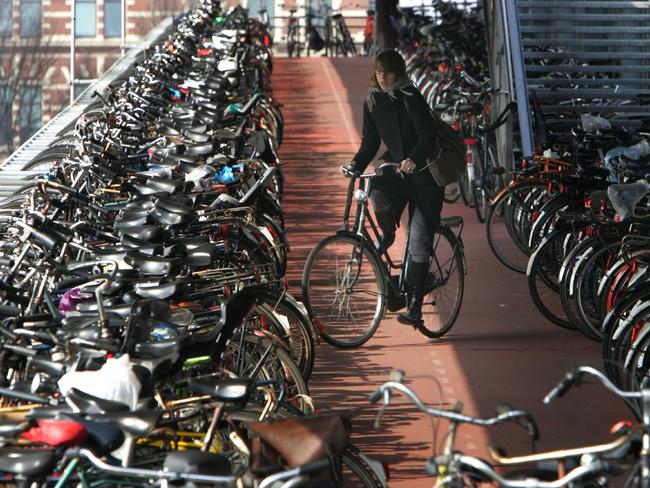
[482, 120, 650, 398]
[0, 2, 387, 486]
[396, 2, 514, 224]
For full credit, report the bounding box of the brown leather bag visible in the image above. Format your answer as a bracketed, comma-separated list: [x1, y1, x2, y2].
[247, 414, 351, 468]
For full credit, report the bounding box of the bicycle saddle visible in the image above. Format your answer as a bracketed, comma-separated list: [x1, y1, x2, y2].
[0, 449, 57, 477]
[247, 415, 350, 468]
[67, 388, 130, 414]
[608, 180, 650, 220]
[188, 377, 252, 403]
[183, 243, 216, 267]
[147, 176, 186, 194]
[64, 415, 124, 455]
[134, 280, 181, 299]
[149, 206, 195, 227]
[116, 225, 164, 243]
[114, 213, 150, 229]
[164, 450, 231, 477]
[87, 410, 161, 437]
[185, 141, 215, 156]
[133, 337, 187, 360]
[203, 77, 228, 91]
[183, 129, 211, 143]
[125, 251, 181, 276]
[120, 234, 162, 255]
[155, 194, 196, 214]
[92, 247, 128, 261]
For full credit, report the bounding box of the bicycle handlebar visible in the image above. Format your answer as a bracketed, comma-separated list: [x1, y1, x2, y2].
[370, 381, 538, 439]
[341, 161, 401, 180]
[544, 366, 642, 404]
[452, 454, 615, 488]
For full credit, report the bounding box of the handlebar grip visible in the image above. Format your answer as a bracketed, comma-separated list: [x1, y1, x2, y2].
[524, 414, 540, 442]
[544, 369, 580, 404]
[369, 389, 383, 403]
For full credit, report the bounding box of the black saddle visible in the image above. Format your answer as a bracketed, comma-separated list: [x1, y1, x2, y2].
[117, 225, 164, 243]
[67, 388, 130, 414]
[125, 251, 181, 276]
[164, 450, 231, 477]
[133, 337, 186, 359]
[87, 410, 161, 437]
[183, 129, 211, 143]
[189, 377, 252, 403]
[0, 448, 57, 477]
[120, 234, 163, 255]
[134, 280, 180, 299]
[185, 141, 215, 156]
[149, 206, 195, 227]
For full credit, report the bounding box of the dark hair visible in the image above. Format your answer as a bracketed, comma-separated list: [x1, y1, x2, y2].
[367, 50, 407, 110]
[370, 50, 407, 87]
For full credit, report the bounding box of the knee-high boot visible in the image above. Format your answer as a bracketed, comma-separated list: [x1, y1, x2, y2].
[397, 261, 429, 325]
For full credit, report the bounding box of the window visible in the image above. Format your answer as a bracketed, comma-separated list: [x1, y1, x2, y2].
[75, 0, 96, 38]
[104, 0, 121, 38]
[20, 86, 40, 143]
[0, 0, 11, 38]
[20, 0, 41, 38]
[0, 86, 12, 146]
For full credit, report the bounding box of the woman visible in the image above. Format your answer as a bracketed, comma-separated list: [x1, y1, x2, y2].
[342, 50, 444, 326]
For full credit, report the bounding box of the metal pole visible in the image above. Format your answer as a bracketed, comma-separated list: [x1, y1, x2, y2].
[70, 0, 75, 104]
[121, 0, 126, 56]
[503, 0, 534, 159]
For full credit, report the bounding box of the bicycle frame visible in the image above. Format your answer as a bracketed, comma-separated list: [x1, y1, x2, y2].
[339, 170, 464, 301]
[339, 174, 409, 299]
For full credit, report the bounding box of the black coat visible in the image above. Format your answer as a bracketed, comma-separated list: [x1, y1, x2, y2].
[352, 84, 437, 182]
[351, 84, 442, 226]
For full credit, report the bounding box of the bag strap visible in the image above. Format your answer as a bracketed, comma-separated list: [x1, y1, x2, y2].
[401, 93, 441, 150]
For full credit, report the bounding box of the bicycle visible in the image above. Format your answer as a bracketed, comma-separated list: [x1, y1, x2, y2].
[286, 8, 300, 58]
[301, 162, 466, 348]
[369, 369, 638, 487]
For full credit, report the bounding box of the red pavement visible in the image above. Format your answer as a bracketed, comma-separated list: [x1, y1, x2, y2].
[273, 57, 630, 486]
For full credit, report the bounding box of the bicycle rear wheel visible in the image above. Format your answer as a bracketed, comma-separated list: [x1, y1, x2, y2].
[302, 235, 385, 348]
[417, 226, 465, 338]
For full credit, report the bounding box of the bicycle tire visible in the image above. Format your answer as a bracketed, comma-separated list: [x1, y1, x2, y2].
[526, 225, 581, 329]
[417, 225, 465, 338]
[573, 237, 622, 341]
[486, 183, 548, 274]
[225, 334, 309, 413]
[472, 181, 489, 223]
[340, 444, 386, 487]
[302, 234, 386, 349]
[443, 182, 462, 203]
[252, 288, 316, 381]
[459, 173, 473, 207]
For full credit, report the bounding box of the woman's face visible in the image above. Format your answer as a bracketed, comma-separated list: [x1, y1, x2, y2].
[375, 65, 396, 91]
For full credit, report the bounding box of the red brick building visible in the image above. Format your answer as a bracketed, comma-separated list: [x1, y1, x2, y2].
[0, 0, 369, 159]
[0, 0, 188, 158]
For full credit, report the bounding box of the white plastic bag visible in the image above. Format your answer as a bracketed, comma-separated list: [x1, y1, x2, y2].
[58, 355, 142, 410]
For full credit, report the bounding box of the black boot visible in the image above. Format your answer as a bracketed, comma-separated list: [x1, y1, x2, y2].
[374, 211, 396, 253]
[398, 261, 429, 326]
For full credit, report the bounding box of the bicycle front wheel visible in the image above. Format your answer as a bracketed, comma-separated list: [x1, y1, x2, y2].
[417, 225, 465, 338]
[302, 235, 385, 348]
